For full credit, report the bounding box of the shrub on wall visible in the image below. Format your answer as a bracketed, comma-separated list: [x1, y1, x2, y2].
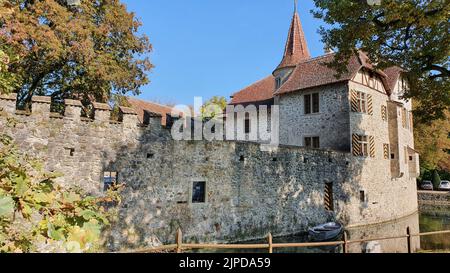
[0, 133, 121, 253]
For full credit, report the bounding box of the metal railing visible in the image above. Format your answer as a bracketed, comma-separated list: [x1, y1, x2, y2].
[122, 228, 450, 254]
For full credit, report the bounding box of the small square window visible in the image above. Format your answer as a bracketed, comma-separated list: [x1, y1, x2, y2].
[239, 155, 245, 162]
[409, 156, 413, 161]
[147, 153, 154, 159]
[192, 181, 206, 203]
[304, 137, 320, 149]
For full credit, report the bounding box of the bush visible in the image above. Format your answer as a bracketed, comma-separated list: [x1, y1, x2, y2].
[0, 133, 121, 253]
[432, 170, 442, 189]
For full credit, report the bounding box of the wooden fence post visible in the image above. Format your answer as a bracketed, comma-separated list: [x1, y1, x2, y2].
[268, 233, 273, 254]
[176, 228, 183, 253]
[406, 227, 412, 254]
[343, 231, 348, 254]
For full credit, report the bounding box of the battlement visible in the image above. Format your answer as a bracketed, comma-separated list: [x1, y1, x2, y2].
[0, 93, 168, 129]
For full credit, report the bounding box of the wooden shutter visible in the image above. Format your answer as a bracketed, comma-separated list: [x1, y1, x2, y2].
[409, 112, 414, 131]
[352, 134, 361, 156]
[351, 90, 359, 112]
[381, 105, 387, 121]
[324, 183, 334, 211]
[383, 144, 390, 159]
[402, 109, 407, 128]
[369, 136, 376, 158]
[367, 94, 373, 115]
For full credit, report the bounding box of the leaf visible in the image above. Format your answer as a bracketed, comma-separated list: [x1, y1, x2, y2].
[0, 195, 14, 218]
[47, 223, 65, 241]
[14, 176, 28, 197]
[34, 192, 54, 204]
[81, 210, 97, 220]
[64, 192, 81, 204]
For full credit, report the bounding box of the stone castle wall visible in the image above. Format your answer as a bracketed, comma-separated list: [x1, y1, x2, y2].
[0, 93, 418, 251]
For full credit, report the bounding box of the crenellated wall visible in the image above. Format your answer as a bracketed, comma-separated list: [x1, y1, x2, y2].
[0, 93, 418, 251]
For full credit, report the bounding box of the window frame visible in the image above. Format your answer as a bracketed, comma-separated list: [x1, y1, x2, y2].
[103, 171, 118, 192]
[304, 93, 320, 115]
[304, 136, 320, 149]
[358, 135, 369, 157]
[190, 180, 207, 204]
[356, 91, 368, 113]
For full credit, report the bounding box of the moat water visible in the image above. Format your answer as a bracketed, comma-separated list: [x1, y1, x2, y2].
[191, 209, 450, 253]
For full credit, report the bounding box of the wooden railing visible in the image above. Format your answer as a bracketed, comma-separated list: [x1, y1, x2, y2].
[123, 228, 450, 254]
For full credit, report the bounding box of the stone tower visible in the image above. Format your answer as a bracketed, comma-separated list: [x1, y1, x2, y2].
[273, 1, 310, 90]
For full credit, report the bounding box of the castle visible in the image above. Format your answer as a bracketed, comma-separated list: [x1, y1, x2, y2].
[0, 6, 420, 251]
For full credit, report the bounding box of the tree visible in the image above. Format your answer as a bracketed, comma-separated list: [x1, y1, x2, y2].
[312, 0, 450, 122]
[200, 96, 227, 120]
[0, 131, 121, 253]
[432, 169, 441, 189]
[0, 0, 153, 108]
[414, 110, 450, 171]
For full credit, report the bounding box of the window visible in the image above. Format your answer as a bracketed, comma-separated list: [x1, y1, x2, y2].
[103, 171, 118, 191]
[147, 153, 154, 159]
[304, 137, 320, 149]
[192, 181, 206, 203]
[304, 93, 320, 114]
[356, 92, 367, 113]
[359, 136, 369, 157]
[65, 148, 75, 157]
[360, 190, 366, 203]
[244, 119, 250, 134]
[276, 77, 282, 89]
[351, 90, 372, 114]
[352, 134, 371, 157]
[324, 183, 334, 211]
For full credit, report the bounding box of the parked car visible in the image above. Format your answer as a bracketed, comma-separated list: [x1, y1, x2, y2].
[420, 181, 433, 191]
[438, 181, 450, 191]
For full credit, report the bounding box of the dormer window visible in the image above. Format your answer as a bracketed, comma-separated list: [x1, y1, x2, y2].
[276, 77, 282, 89]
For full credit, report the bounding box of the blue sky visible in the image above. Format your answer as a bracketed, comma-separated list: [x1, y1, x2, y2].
[122, 0, 327, 105]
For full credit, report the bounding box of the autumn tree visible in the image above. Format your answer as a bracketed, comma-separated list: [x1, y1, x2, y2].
[0, 0, 152, 108]
[312, 0, 449, 122]
[415, 110, 450, 171]
[200, 96, 228, 120]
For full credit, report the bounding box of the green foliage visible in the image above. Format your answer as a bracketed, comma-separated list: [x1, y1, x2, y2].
[0, 132, 121, 253]
[0, 0, 153, 106]
[200, 96, 227, 120]
[0, 47, 21, 94]
[432, 170, 442, 189]
[312, 0, 450, 121]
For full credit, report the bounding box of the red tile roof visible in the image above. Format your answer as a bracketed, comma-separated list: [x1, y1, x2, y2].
[275, 11, 310, 72]
[383, 66, 404, 91]
[127, 97, 176, 126]
[230, 76, 275, 105]
[230, 52, 402, 104]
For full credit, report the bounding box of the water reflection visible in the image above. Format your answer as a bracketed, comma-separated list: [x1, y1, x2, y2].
[346, 212, 420, 253]
[192, 212, 425, 253]
[419, 209, 450, 252]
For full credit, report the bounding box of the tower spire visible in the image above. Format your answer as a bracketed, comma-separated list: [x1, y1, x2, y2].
[273, 2, 311, 74]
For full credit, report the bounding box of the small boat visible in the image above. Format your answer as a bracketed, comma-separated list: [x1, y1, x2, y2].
[308, 222, 344, 242]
